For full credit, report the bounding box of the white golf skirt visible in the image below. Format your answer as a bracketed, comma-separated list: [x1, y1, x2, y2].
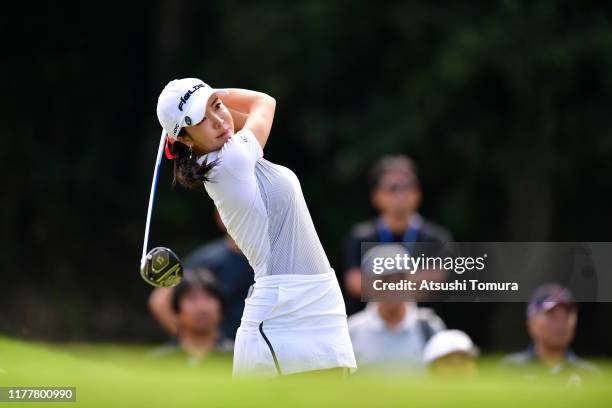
[233, 271, 357, 378]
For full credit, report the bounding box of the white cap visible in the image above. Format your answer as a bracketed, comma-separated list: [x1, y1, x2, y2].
[156, 78, 228, 140]
[423, 330, 479, 364]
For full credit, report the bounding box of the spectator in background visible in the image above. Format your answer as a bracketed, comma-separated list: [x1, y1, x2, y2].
[342, 155, 452, 315]
[348, 259, 446, 372]
[501, 283, 599, 383]
[149, 268, 233, 365]
[148, 211, 253, 340]
[423, 330, 479, 377]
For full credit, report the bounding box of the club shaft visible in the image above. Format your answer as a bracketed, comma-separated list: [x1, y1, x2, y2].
[142, 130, 167, 266]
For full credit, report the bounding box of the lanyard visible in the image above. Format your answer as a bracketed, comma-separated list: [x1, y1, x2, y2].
[376, 216, 420, 243]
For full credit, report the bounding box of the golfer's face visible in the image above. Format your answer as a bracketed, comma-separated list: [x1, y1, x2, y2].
[183, 95, 234, 154]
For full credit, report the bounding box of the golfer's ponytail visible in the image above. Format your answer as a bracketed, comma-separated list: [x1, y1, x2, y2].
[172, 138, 219, 189]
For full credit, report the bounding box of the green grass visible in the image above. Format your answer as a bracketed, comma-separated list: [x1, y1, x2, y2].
[0, 336, 610, 407]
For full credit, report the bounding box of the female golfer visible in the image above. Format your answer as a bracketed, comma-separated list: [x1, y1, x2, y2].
[156, 78, 356, 377]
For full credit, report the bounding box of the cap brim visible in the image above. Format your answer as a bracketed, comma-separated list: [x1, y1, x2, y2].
[184, 88, 230, 128]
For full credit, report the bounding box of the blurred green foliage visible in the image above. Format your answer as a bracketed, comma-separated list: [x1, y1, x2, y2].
[2, 0, 612, 345]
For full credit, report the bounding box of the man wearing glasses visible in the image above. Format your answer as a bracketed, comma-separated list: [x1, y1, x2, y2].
[342, 155, 453, 315]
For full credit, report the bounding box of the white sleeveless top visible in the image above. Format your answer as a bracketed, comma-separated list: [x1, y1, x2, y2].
[200, 129, 332, 281]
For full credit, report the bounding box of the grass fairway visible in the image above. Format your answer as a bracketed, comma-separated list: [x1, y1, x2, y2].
[0, 336, 610, 407]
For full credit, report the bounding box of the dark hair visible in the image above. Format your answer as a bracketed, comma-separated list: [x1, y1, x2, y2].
[368, 154, 419, 192]
[171, 128, 220, 189]
[171, 268, 224, 313]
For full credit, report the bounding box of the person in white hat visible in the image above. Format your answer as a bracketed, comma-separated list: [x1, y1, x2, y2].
[156, 78, 356, 378]
[422, 329, 479, 377]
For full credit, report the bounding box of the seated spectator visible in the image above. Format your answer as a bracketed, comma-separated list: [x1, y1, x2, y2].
[423, 330, 478, 377]
[342, 155, 452, 315]
[501, 283, 599, 383]
[348, 298, 445, 372]
[148, 211, 253, 340]
[149, 269, 233, 365]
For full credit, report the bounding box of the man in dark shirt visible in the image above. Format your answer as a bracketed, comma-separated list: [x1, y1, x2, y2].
[342, 155, 452, 315]
[148, 212, 253, 340]
[501, 284, 599, 384]
[182, 234, 253, 340]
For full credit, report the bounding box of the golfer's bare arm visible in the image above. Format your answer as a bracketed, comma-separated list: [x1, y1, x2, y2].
[148, 288, 178, 336]
[221, 89, 276, 149]
[228, 109, 247, 133]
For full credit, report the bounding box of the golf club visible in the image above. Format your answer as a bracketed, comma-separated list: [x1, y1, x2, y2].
[139, 130, 183, 287]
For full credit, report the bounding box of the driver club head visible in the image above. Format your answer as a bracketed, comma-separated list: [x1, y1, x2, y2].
[140, 247, 183, 288]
